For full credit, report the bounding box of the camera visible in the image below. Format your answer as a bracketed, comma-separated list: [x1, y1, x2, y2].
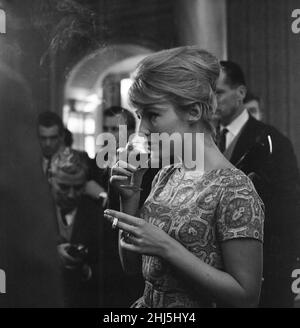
[67, 244, 88, 258]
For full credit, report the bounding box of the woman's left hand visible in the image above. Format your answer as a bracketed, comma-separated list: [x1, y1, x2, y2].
[104, 209, 171, 257]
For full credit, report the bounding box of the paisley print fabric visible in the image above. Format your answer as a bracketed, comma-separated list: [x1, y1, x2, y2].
[133, 164, 264, 308]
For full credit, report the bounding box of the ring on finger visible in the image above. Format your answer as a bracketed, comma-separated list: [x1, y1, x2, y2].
[112, 217, 119, 230]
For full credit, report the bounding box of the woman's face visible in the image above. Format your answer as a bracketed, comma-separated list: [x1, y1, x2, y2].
[136, 102, 190, 164]
[136, 102, 189, 136]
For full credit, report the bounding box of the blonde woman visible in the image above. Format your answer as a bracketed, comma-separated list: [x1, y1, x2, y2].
[104, 46, 264, 308]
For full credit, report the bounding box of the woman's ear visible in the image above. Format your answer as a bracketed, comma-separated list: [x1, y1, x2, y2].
[187, 103, 202, 123]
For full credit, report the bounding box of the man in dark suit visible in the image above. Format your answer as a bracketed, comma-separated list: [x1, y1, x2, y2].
[215, 60, 300, 307]
[49, 148, 103, 307]
[37, 111, 65, 178]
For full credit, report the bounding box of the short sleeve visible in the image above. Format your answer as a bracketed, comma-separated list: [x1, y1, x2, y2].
[216, 172, 264, 243]
[151, 164, 176, 189]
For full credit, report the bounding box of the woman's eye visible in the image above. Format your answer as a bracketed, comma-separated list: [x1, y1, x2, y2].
[149, 113, 159, 122]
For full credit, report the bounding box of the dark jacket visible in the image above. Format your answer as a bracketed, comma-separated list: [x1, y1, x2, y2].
[228, 115, 300, 307]
[57, 196, 104, 308]
[96, 165, 146, 307]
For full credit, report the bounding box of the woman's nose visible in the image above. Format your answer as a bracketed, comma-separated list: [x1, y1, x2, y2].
[138, 118, 150, 136]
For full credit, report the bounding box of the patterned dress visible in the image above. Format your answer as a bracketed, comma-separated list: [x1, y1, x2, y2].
[132, 164, 264, 308]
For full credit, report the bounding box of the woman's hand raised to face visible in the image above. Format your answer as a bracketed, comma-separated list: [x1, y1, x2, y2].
[104, 209, 171, 257]
[110, 160, 147, 199]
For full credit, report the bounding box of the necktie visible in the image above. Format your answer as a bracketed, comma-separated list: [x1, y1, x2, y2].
[46, 157, 52, 180]
[60, 210, 68, 226]
[219, 128, 229, 153]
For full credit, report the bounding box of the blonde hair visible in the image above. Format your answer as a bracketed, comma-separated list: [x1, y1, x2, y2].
[129, 46, 220, 134]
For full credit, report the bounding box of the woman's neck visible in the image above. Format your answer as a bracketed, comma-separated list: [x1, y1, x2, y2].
[179, 130, 233, 172]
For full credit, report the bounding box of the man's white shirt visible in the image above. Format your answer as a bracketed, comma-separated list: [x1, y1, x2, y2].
[221, 109, 249, 150]
[42, 157, 51, 174]
[57, 207, 77, 226]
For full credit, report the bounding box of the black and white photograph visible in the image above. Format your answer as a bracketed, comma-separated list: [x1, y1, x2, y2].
[0, 0, 300, 314]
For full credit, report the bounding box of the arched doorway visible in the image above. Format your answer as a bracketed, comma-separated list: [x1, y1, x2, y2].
[63, 44, 153, 157]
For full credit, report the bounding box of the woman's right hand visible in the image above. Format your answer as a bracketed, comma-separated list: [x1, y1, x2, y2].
[110, 160, 147, 199]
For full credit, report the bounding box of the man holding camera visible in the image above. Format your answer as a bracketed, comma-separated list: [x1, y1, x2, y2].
[49, 147, 103, 307]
